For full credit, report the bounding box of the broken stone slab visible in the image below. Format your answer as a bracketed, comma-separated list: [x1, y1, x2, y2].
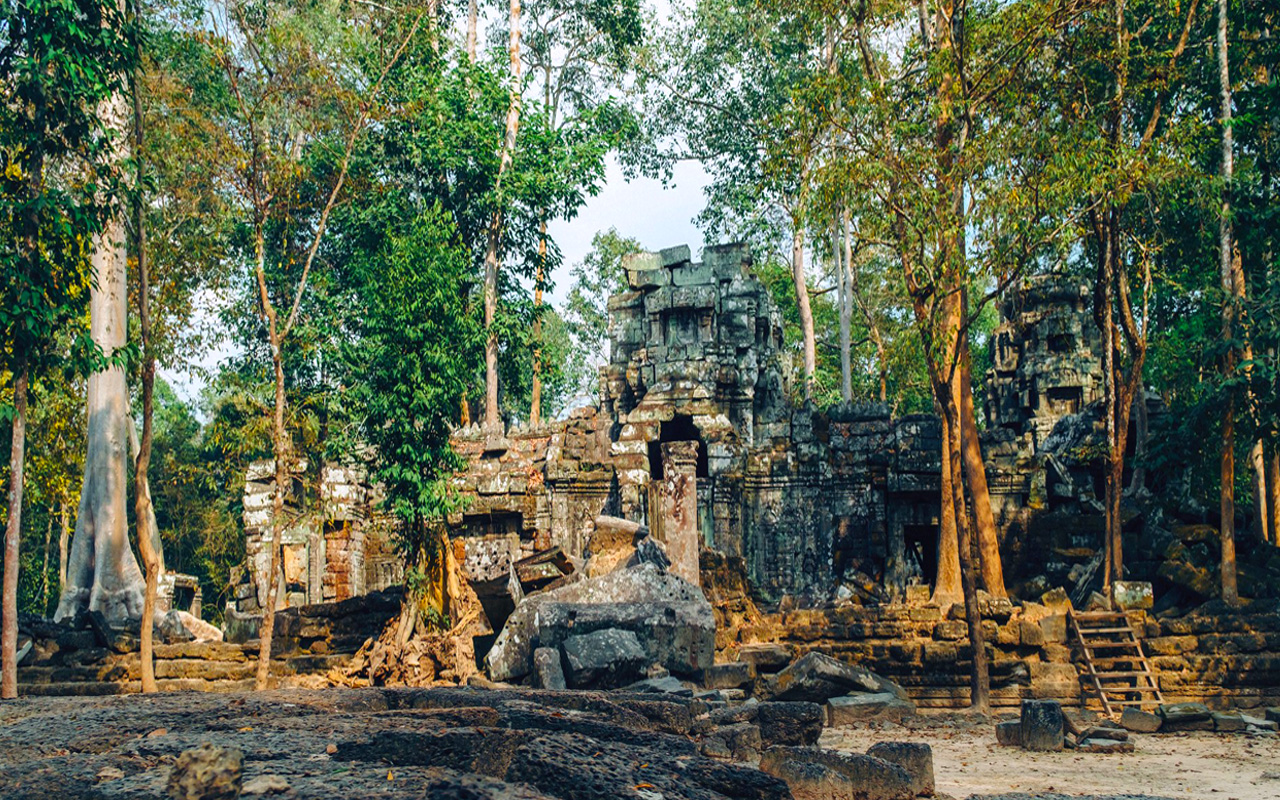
[560, 628, 647, 690]
[1078, 726, 1128, 742]
[1119, 707, 1162, 733]
[759, 746, 914, 800]
[765, 651, 905, 703]
[1020, 700, 1065, 751]
[995, 720, 1021, 746]
[703, 661, 754, 690]
[826, 693, 916, 726]
[532, 647, 566, 691]
[756, 701, 825, 747]
[700, 722, 762, 761]
[1241, 714, 1279, 732]
[1266, 707, 1280, 724]
[486, 563, 713, 683]
[738, 643, 791, 673]
[1159, 701, 1211, 725]
[1212, 712, 1247, 733]
[1076, 737, 1135, 753]
[865, 742, 933, 797]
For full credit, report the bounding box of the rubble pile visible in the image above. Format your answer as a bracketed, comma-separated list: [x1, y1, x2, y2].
[0, 686, 946, 800]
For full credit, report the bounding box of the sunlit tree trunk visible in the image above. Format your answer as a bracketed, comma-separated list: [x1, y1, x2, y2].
[531, 221, 546, 424]
[2, 361, 28, 699]
[483, 0, 522, 427]
[1251, 442, 1268, 539]
[466, 0, 478, 60]
[57, 88, 145, 623]
[836, 215, 852, 404]
[960, 330, 1006, 597]
[132, 57, 160, 693]
[791, 220, 816, 398]
[1217, 0, 1239, 605]
[58, 502, 69, 589]
[933, 376, 963, 607]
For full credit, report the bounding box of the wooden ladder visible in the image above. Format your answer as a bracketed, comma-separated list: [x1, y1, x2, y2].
[1069, 610, 1164, 717]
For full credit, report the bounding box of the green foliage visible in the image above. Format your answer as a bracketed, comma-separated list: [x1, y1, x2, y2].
[341, 209, 481, 561]
[563, 228, 642, 400]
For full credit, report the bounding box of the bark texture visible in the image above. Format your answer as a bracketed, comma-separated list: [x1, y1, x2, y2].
[2, 363, 28, 699]
[791, 225, 817, 398]
[56, 181, 145, 625]
[960, 340, 1006, 597]
[1217, 0, 1239, 605]
[482, 0, 522, 427]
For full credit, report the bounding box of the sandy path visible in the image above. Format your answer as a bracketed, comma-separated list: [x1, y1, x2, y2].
[822, 719, 1280, 799]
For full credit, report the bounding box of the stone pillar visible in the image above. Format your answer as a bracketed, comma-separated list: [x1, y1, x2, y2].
[659, 441, 700, 586]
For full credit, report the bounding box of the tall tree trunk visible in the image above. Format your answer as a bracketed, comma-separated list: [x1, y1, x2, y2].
[483, 0, 522, 428]
[466, 0, 478, 60]
[58, 502, 69, 589]
[1251, 442, 1268, 539]
[933, 376, 963, 607]
[837, 215, 852, 404]
[2, 361, 29, 699]
[42, 512, 52, 613]
[1217, 0, 1239, 605]
[1096, 215, 1120, 594]
[1267, 447, 1280, 546]
[937, 366, 990, 713]
[792, 222, 817, 398]
[132, 59, 160, 693]
[531, 220, 546, 424]
[56, 103, 145, 622]
[254, 231, 289, 690]
[959, 332, 1006, 597]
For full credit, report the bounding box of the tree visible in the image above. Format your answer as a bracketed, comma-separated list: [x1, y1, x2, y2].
[1, 0, 134, 697]
[207, 0, 428, 689]
[563, 229, 642, 398]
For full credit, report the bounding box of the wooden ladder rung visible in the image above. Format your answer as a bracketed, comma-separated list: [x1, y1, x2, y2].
[1079, 626, 1138, 635]
[1100, 685, 1162, 693]
[1090, 657, 1144, 666]
[1073, 612, 1130, 621]
[1081, 641, 1140, 649]
[1093, 671, 1156, 679]
[1106, 699, 1162, 706]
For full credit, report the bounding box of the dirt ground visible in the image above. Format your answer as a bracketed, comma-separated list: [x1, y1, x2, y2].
[822, 713, 1280, 800]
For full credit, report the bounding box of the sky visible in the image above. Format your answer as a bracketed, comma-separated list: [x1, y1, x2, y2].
[544, 159, 708, 306]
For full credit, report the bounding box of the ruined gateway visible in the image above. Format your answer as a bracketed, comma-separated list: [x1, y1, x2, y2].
[444, 245, 1108, 625]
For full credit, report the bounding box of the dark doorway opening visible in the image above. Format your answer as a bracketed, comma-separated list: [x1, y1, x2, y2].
[647, 413, 709, 479]
[904, 523, 939, 591]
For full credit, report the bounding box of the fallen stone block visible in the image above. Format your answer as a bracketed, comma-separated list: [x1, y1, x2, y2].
[486, 563, 713, 683]
[1241, 714, 1279, 732]
[1213, 712, 1247, 732]
[560, 628, 647, 689]
[865, 742, 933, 797]
[995, 720, 1022, 746]
[738, 643, 791, 673]
[1078, 726, 1128, 742]
[766, 651, 904, 703]
[623, 675, 692, 696]
[1119, 707, 1162, 733]
[1077, 737, 1135, 753]
[704, 661, 754, 690]
[757, 701, 824, 747]
[700, 722, 762, 761]
[760, 746, 913, 800]
[532, 647, 566, 691]
[826, 692, 915, 726]
[1020, 699, 1065, 751]
[1266, 707, 1280, 724]
[1159, 701, 1212, 731]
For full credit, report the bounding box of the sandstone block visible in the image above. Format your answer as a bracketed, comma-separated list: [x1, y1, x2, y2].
[700, 722, 762, 761]
[760, 746, 913, 800]
[765, 651, 900, 703]
[738, 643, 791, 672]
[1019, 619, 1045, 647]
[532, 647, 566, 691]
[1077, 737, 1135, 753]
[865, 741, 933, 797]
[560, 628, 647, 689]
[995, 720, 1022, 746]
[704, 661, 754, 690]
[1020, 699, 1065, 751]
[757, 701, 825, 747]
[1119, 707, 1162, 733]
[826, 693, 916, 726]
[1039, 614, 1067, 643]
[1213, 712, 1247, 732]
